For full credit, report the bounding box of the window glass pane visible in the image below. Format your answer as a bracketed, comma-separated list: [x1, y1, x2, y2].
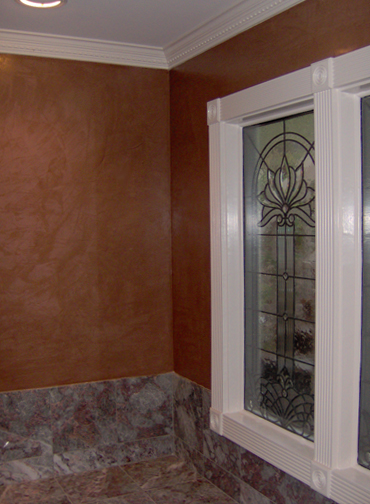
[243, 111, 315, 440]
[359, 95, 370, 470]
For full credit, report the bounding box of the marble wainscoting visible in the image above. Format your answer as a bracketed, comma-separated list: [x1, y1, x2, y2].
[0, 372, 342, 503]
[0, 373, 174, 485]
[173, 374, 339, 504]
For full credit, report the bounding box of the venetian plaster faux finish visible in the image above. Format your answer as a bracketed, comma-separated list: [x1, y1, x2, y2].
[0, 55, 172, 392]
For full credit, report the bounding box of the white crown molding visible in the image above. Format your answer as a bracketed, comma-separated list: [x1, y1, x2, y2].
[0, 0, 306, 70]
[165, 0, 306, 68]
[0, 29, 168, 69]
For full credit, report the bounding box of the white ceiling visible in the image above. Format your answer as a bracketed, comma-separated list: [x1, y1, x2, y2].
[1, 0, 243, 48]
[0, 0, 305, 69]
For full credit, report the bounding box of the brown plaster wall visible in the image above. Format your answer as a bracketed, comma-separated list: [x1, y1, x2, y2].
[170, 0, 370, 388]
[2, 0, 370, 394]
[0, 55, 173, 392]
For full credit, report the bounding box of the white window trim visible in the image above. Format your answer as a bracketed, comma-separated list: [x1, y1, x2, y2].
[208, 45, 370, 504]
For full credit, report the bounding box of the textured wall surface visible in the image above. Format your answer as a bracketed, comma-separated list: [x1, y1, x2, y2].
[170, 0, 370, 388]
[2, 0, 370, 395]
[0, 55, 172, 392]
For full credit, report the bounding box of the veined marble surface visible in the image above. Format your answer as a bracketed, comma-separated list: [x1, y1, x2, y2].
[0, 373, 173, 485]
[173, 374, 338, 504]
[0, 372, 340, 503]
[0, 455, 238, 504]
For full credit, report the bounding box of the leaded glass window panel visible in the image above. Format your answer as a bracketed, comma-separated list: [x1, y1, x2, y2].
[243, 111, 315, 440]
[359, 95, 370, 470]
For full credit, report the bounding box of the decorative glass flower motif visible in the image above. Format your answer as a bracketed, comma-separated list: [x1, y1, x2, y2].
[259, 367, 314, 439]
[257, 155, 315, 227]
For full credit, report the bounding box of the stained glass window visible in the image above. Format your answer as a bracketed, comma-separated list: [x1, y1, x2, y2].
[243, 111, 315, 440]
[359, 95, 370, 470]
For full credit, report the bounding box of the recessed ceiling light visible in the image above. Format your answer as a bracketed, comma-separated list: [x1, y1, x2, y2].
[16, 0, 67, 8]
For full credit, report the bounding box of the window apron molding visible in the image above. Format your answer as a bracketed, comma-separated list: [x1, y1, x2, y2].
[208, 44, 370, 504]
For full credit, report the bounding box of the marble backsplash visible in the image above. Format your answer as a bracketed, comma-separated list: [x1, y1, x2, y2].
[0, 373, 173, 485]
[0, 372, 339, 503]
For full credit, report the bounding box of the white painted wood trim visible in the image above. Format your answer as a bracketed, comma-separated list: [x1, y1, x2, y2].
[220, 66, 312, 123]
[0, 0, 306, 69]
[165, 0, 306, 68]
[0, 29, 168, 69]
[223, 412, 314, 485]
[331, 468, 370, 504]
[209, 43, 370, 504]
[314, 87, 336, 470]
[209, 116, 225, 416]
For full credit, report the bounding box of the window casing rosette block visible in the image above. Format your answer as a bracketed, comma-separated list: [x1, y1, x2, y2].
[208, 46, 370, 504]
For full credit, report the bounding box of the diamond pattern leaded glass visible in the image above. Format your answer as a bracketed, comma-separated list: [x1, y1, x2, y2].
[243, 111, 315, 440]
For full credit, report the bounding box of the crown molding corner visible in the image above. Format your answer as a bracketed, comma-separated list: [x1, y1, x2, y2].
[0, 0, 306, 70]
[165, 0, 307, 69]
[0, 29, 168, 70]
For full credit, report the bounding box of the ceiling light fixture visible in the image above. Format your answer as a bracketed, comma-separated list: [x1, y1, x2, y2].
[16, 0, 67, 8]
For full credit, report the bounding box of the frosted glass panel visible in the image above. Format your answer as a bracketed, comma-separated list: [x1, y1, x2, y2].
[243, 111, 315, 440]
[359, 95, 370, 470]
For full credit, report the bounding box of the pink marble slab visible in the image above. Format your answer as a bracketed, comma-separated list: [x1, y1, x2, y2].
[124, 455, 198, 490]
[56, 465, 139, 503]
[0, 477, 70, 504]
